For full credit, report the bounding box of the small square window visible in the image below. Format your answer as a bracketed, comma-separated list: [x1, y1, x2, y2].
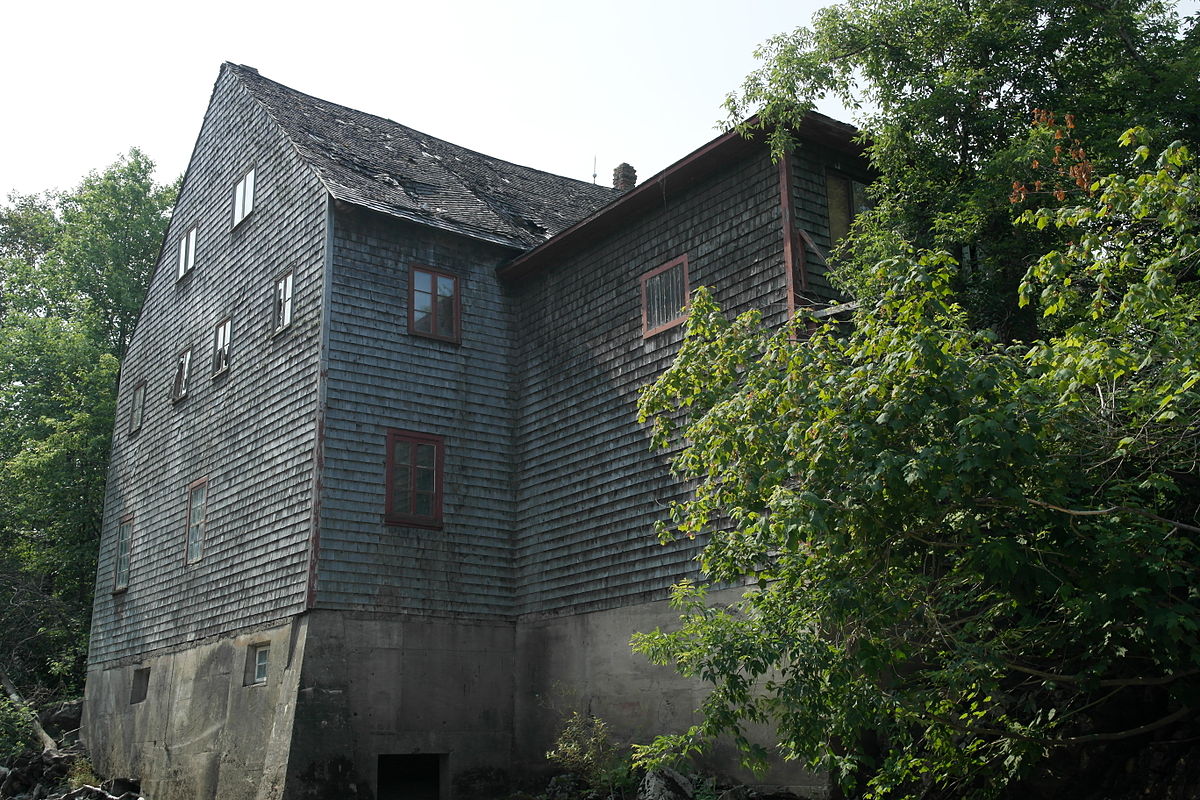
[408, 266, 460, 343]
[129, 380, 146, 435]
[640, 255, 689, 337]
[177, 225, 197, 280]
[130, 667, 150, 705]
[245, 643, 270, 685]
[233, 168, 255, 227]
[114, 513, 133, 593]
[385, 429, 443, 528]
[274, 271, 293, 332]
[172, 348, 192, 402]
[212, 317, 231, 375]
[185, 478, 207, 564]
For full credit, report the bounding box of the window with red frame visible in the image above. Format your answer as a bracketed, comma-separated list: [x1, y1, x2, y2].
[385, 429, 443, 527]
[409, 266, 460, 342]
[640, 254, 690, 337]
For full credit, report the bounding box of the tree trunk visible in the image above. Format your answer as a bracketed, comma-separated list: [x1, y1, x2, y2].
[0, 664, 57, 751]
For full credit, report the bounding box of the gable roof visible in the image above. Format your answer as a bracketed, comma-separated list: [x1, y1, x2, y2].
[225, 63, 617, 250]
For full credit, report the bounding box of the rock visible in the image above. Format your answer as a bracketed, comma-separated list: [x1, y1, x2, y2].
[101, 779, 138, 797]
[638, 767, 694, 800]
[38, 703, 82, 737]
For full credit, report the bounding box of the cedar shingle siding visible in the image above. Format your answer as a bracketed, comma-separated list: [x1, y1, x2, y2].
[84, 63, 866, 799]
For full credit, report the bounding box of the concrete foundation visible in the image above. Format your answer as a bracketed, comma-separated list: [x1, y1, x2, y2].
[84, 598, 825, 799]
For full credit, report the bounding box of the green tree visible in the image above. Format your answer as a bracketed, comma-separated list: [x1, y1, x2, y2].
[727, 0, 1198, 336]
[633, 135, 1200, 797]
[0, 151, 175, 749]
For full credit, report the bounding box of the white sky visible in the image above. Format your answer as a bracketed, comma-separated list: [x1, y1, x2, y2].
[0, 0, 842, 199]
[4, 1, 1195, 200]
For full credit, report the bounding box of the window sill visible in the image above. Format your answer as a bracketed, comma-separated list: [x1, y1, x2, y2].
[643, 314, 688, 338]
[409, 329, 461, 345]
[384, 515, 443, 530]
[112, 586, 128, 596]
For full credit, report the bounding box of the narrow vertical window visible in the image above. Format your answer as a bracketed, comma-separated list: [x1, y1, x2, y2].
[114, 513, 133, 592]
[408, 266, 460, 343]
[384, 429, 443, 527]
[177, 225, 197, 280]
[212, 317, 231, 375]
[186, 479, 208, 563]
[640, 255, 690, 337]
[172, 348, 192, 402]
[274, 271, 294, 332]
[233, 168, 255, 227]
[246, 643, 270, 685]
[130, 667, 150, 704]
[129, 380, 146, 435]
[826, 172, 869, 243]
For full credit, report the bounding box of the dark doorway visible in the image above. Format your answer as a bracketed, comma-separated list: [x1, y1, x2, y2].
[378, 754, 442, 800]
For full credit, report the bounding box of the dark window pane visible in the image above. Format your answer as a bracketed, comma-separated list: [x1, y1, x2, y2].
[413, 493, 433, 518]
[413, 270, 432, 293]
[436, 295, 455, 337]
[415, 444, 435, 468]
[436, 276, 455, 298]
[415, 467, 435, 492]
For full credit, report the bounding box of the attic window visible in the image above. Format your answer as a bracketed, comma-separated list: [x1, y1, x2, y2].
[274, 271, 293, 332]
[233, 168, 255, 227]
[641, 255, 690, 337]
[408, 266, 460, 343]
[177, 225, 197, 280]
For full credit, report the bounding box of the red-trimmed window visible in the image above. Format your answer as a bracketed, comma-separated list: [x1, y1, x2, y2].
[385, 429, 443, 527]
[408, 266, 460, 343]
[641, 255, 690, 337]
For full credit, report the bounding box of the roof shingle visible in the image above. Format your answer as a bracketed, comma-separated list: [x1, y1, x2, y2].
[227, 63, 617, 249]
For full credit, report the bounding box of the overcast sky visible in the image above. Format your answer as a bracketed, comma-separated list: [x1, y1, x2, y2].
[1, 0, 848, 199]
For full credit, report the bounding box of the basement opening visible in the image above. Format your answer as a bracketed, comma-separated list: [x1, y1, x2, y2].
[377, 753, 444, 800]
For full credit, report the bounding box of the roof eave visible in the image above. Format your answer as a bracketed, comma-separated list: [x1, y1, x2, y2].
[498, 112, 863, 282]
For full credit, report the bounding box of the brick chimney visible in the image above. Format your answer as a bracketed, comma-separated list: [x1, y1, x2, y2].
[613, 163, 636, 192]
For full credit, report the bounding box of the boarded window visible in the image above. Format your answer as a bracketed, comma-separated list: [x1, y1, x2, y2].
[114, 514, 133, 592]
[408, 266, 460, 343]
[641, 255, 690, 337]
[186, 479, 207, 564]
[129, 380, 146, 435]
[274, 271, 294, 332]
[385, 429, 443, 528]
[233, 168, 255, 226]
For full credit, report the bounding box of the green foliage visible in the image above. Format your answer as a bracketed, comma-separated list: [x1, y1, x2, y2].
[67, 756, 99, 790]
[0, 151, 174, 711]
[547, 712, 638, 799]
[634, 138, 1200, 797]
[0, 697, 35, 762]
[727, 0, 1198, 337]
